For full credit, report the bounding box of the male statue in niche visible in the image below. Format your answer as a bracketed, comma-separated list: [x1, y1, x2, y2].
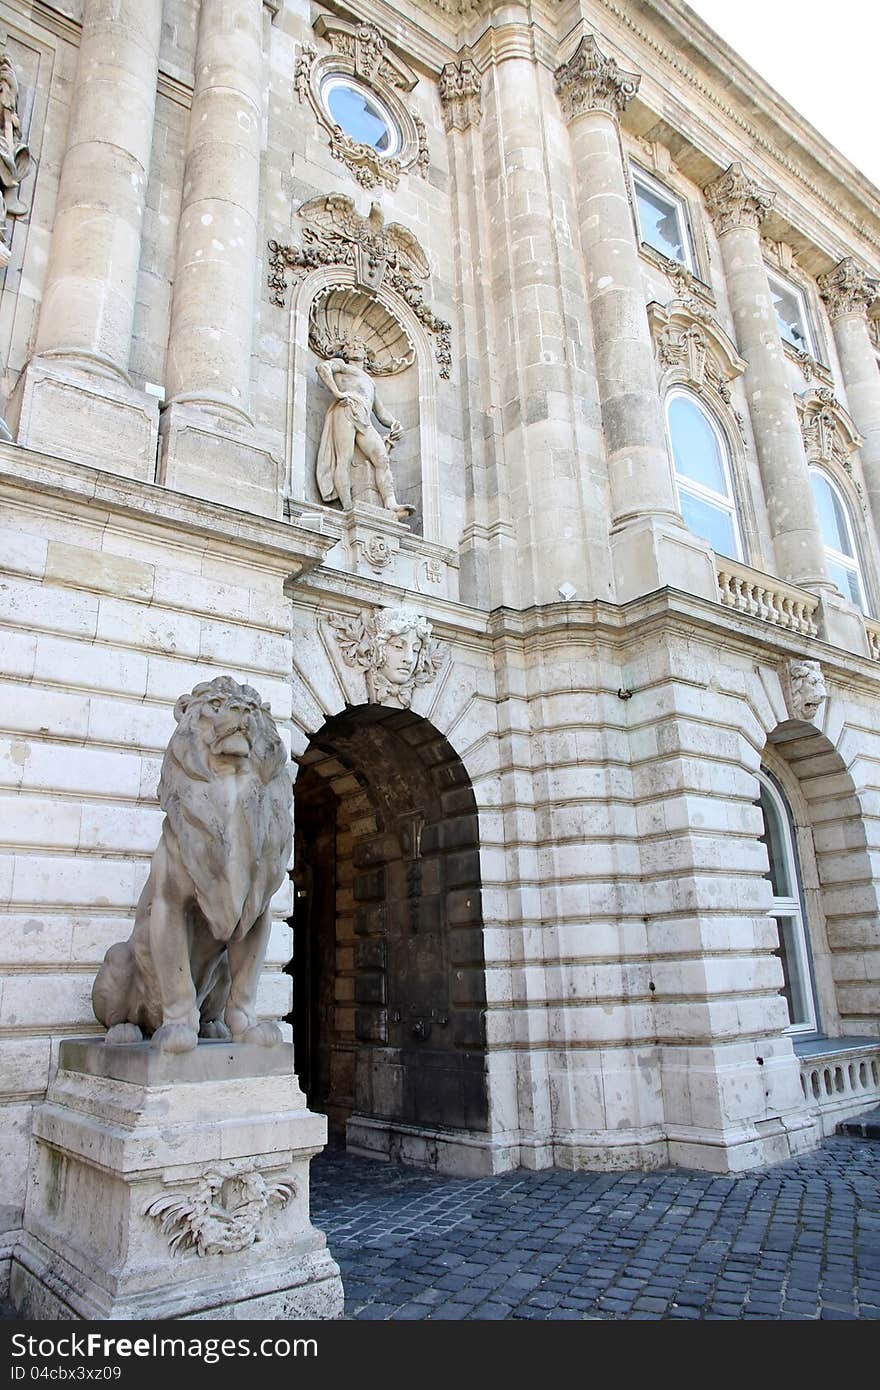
[315, 337, 414, 520]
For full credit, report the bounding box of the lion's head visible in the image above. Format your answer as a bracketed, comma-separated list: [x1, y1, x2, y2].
[157, 676, 293, 939]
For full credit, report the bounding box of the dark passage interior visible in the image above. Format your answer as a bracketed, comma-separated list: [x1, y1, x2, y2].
[289, 705, 489, 1152]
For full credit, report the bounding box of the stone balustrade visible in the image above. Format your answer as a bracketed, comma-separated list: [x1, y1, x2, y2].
[716, 559, 820, 637]
[866, 619, 880, 663]
[798, 1041, 880, 1137]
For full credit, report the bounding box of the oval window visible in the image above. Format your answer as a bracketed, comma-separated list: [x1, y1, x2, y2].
[320, 76, 400, 157]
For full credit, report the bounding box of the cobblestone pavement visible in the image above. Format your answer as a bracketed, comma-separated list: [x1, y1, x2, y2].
[310, 1135, 880, 1320]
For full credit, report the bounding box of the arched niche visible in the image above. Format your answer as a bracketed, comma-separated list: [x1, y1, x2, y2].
[285, 265, 440, 541]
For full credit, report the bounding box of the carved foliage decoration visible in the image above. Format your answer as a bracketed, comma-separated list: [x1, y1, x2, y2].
[145, 1165, 295, 1258]
[439, 59, 482, 132]
[648, 296, 747, 436]
[0, 49, 33, 267]
[704, 162, 775, 236]
[325, 606, 444, 709]
[554, 34, 640, 124]
[796, 387, 864, 501]
[296, 17, 427, 191]
[269, 196, 451, 378]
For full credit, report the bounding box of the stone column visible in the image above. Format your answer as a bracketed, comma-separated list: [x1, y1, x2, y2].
[818, 258, 880, 532]
[555, 35, 716, 604]
[10, 0, 163, 480]
[472, 9, 607, 609]
[703, 163, 829, 592]
[158, 0, 280, 519]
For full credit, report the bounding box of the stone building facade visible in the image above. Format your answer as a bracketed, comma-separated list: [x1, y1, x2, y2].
[2, 0, 880, 1284]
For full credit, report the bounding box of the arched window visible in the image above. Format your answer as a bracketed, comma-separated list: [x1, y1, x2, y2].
[756, 769, 819, 1034]
[665, 390, 743, 560]
[810, 468, 868, 612]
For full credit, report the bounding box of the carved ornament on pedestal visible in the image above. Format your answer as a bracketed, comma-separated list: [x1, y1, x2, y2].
[554, 34, 640, 124]
[704, 162, 775, 235]
[817, 257, 879, 321]
[268, 196, 451, 378]
[325, 606, 444, 709]
[145, 1164, 295, 1257]
[295, 17, 428, 191]
[781, 658, 827, 724]
[439, 59, 482, 132]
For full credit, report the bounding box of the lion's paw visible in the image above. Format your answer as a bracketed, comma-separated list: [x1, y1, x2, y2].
[201, 1020, 232, 1041]
[240, 1022, 283, 1048]
[105, 1023, 143, 1045]
[152, 1023, 199, 1054]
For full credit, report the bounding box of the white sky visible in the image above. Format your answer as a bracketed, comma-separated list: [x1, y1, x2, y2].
[684, 1, 880, 191]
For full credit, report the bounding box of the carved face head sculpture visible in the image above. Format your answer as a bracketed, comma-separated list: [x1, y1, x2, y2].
[341, 336, 368, 366]
[368, 607, 434, 707]
[374, 609, 430, 686]
[785, 659, 827, 723]
[170, 675, 280, 778]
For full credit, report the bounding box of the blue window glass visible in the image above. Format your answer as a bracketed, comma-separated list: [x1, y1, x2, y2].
[324, 81, 396, 154]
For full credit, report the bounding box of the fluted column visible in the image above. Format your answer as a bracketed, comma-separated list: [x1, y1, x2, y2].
[164, 0, 263, 418]
[33, 0, 163, 373]
[10, 0, 163, 480]
[704, 163, 828, 592]
[818, 258, 880, 531]
[556, 35, 715, 603]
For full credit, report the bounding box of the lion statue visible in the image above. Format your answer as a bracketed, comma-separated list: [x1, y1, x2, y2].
[92, 676, 293, 1054]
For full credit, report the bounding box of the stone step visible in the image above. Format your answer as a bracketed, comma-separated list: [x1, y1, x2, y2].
[836, 1106, 880, 1140]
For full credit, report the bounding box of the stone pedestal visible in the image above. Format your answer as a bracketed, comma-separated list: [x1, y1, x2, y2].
[817, 589, 870, 658]
[611, 513, 718, 605]
[158, 402, 282, 520]
[11, 1040, 343, 1321]
[9, 358, 159, 483]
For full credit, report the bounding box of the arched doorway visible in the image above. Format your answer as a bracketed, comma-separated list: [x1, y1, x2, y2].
[289, 704, 490, 1168]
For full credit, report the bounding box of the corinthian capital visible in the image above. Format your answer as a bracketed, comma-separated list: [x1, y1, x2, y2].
[554, 34, 640, 124]
[439, 59, 482, 133]
[817, 257, 879, 320]
[703, 162, 775, 235]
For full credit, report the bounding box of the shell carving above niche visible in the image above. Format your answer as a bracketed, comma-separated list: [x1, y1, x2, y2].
[309, 287, 415, 376]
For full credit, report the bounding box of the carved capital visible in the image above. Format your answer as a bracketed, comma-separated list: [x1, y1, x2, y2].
[554, 34, 640, 124]
[439, 59, 482, 132]
[818, 257, 879, 321]
[704, 162, 775, 235]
